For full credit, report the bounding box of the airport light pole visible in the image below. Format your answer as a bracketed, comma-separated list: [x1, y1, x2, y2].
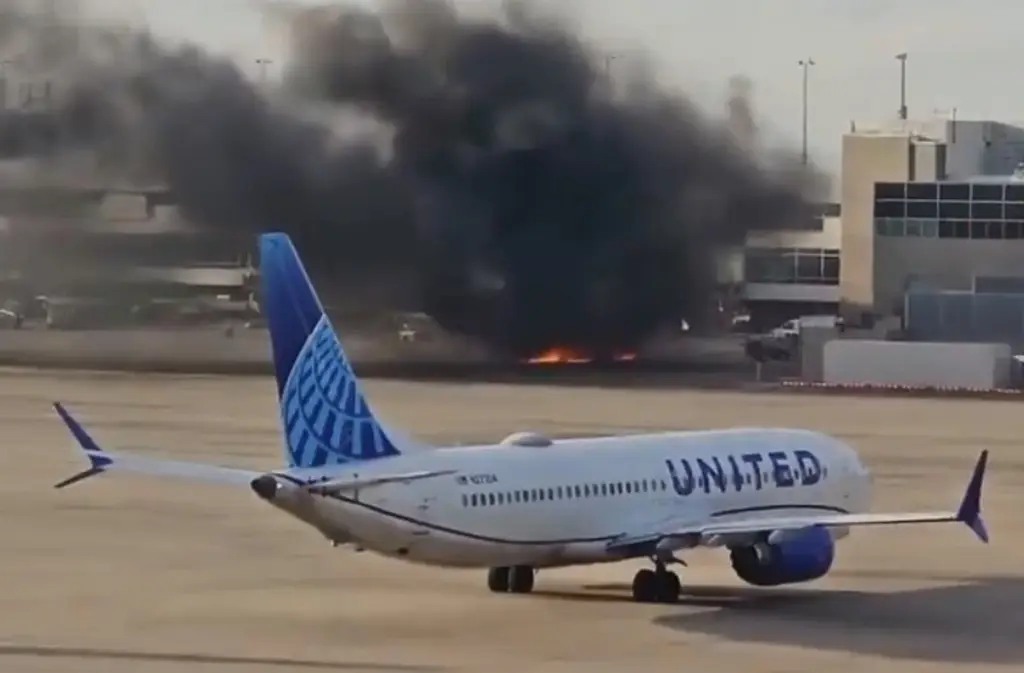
[934, 106, 958, 142]
[256, 58, 273, 84]
[0, 59, 13, 110]
[603, 53, 622, 80]
[798, 58, 815, 165]
[896, 52, 908, 120]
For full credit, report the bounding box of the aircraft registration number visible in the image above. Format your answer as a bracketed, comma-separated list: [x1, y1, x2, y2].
[456, 473, 498, 485]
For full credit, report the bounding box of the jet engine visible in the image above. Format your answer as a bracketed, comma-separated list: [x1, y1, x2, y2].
[729, 525, 835, 587]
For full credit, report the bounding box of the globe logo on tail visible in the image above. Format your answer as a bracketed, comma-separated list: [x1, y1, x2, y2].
[280, 317, 399, 468]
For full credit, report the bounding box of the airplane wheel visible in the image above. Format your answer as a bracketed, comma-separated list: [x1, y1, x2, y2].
[631, 568, 658, 603]
[508, 565, 535, 594]
[656, 570, 681, 604]
[487, 566, 510, 592]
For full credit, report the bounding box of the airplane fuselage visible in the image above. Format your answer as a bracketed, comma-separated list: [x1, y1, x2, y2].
[260, 427, 871, 568]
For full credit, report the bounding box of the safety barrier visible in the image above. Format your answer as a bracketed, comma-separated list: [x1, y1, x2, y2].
[779, 379, 1024, 400]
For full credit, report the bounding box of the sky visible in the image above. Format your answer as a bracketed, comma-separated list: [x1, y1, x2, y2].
[80, 0, 1024, 176]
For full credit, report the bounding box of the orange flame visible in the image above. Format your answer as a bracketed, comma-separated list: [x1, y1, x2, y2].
[524, 348, 638, 364]
[526, 346, 592, 364]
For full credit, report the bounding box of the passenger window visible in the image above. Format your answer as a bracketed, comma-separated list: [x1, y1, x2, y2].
[583, 484, 591, 497]
[461, 494, 468, 507]
[600, 484, 608, 496]
[547, 488, 555, 500]
[574, 485, 582, 498]
[566, 486, 574, 499]
[556, 486, 563, 499]
[487, 493, 495, 506]
[616, 483, 624, 495]
[641, 480, 649, 492]
[625, 482, 632, 494]
[659, 480, 667, 491]
[470, 494, 478, 506]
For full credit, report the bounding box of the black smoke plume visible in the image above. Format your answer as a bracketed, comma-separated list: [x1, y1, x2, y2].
[0, 0, 821, 358]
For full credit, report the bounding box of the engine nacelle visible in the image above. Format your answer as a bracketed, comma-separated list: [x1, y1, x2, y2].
[729, 525, 835, 587]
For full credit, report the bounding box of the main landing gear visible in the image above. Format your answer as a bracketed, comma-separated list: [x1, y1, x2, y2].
[631, 561, 681, 604]
[487, 566, 535, 594]
[486, 561, 680, 602]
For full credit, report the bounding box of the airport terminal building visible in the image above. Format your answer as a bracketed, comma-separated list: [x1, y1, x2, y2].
[738, 118, 1024, 341]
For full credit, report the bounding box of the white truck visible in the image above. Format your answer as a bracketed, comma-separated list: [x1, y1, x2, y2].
[746, 314, 844, 363]
[767, 315, 843, 340]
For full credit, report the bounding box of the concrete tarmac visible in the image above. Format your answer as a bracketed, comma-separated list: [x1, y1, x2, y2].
[1, 369, 1022, 672]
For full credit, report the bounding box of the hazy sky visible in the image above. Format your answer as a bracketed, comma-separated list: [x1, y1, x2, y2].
[81, 0, 1024, 175]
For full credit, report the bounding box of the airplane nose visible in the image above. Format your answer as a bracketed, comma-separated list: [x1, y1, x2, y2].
[250, 475, 279, 501]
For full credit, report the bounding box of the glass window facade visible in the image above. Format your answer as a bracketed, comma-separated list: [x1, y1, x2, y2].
[744, 247, 840, 285]
[874, 181, 1024, 240]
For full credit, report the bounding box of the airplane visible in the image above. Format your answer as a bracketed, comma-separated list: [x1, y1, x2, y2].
[51, 232, 990, 605]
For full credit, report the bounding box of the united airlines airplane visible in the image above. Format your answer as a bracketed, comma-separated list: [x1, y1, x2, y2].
[52, 233, 990, 604]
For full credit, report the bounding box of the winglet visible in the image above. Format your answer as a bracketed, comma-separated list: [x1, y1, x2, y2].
[955, 450, 989, 543]
[52, 402, 113, 489]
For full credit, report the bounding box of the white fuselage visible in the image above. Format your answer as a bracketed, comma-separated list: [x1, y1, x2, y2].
[264, 428, 871, 569]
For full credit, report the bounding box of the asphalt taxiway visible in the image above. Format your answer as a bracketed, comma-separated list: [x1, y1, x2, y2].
[1, 369, 1022, 672]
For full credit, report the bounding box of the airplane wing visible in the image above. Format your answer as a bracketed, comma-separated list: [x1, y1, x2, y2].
[607, 450, 989, 554]
[52, 402, 261, 488]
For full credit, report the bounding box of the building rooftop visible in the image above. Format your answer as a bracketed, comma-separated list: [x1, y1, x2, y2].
[964, 164, 1024, 183]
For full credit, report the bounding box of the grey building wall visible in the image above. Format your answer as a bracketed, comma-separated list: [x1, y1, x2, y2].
[874, 237, 1024, 316]
[906, 291, 1024, 347]
[912, 120, 1024, 178]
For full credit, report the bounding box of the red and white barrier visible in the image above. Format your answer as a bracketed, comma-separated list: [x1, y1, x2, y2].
[779, 379, 1024, 398]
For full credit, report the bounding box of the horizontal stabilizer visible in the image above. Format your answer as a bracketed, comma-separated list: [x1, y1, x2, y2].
[52, 402, 260, 488]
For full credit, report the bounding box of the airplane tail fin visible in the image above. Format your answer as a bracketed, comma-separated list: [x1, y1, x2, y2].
[258, 233, 425, 469]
